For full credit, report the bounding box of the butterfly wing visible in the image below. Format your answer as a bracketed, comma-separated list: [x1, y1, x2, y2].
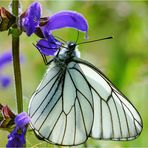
[72, 57, 143, 141]
[28, 58, 143, 146]
[28, 61, 94, 146]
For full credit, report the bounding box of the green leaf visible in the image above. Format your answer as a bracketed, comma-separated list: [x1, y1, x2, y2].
[26, 129, 53, 147]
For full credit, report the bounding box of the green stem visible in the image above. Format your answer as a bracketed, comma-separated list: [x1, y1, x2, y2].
[12, 0, 23, 113]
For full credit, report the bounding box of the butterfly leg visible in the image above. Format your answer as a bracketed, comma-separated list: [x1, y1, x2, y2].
[40, 52, 54, 65]
[33, 43, 54, 65]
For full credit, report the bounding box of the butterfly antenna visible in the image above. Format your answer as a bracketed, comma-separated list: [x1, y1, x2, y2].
[53, 35, 68, 49]
[77, 36, 113, 45]
[54, 35, 66, 44]
[75, 30, 80, 44]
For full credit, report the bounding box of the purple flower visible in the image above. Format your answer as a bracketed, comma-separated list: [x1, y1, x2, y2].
[42, 10, 88, 35]
[0, 52, 12, 88]
[14, 112, 31, 128]
[21, 2, 41, 36]
[35, 32, 62, 56]
[36, 10, 88, 56]
[6, 112, 30, 148]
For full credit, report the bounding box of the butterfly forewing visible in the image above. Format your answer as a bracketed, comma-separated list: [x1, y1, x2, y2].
[28, 57, 143, 146]
[28, 60, 94, 145]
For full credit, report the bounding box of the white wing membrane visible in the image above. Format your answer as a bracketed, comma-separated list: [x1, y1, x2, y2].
[75, 60, 142, 140]
[28, 59, 142, 146]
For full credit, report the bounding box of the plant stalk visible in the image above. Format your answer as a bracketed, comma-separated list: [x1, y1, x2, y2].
[12, 0, 23, 113]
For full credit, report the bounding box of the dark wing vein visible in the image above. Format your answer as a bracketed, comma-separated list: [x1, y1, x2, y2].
[36, 75, 63, 130]
[47, 112, 63, 140]
[67, 70, 87, 136]
[30, 71, 62, 118]
[111, 93, 122, 138]
[68, 67, 94, 110]
[73, 103, 76, 145]
[106, 102, 114, 139]
[35, 70, 61, 95]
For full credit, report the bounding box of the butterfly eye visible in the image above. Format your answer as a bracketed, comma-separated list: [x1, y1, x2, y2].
[68, 42, 76, 51]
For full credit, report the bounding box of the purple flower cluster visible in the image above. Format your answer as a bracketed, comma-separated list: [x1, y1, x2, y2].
[6, 112, 30, 147]
[21, 2, 88, 56]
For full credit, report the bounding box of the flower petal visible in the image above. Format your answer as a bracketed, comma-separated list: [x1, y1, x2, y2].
[28, 2, 41, 20]
[14, 112, 30, 128]
[6, 112, 30, 147]
[43, 10, 88, 36]
[6, 127, 26, 147]
[22, 2, 41, 36]
[36, 39, 57, 56]
[36, 33, 61, 56]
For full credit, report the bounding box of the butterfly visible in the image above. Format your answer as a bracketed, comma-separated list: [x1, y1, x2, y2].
[28, 37, 143, 146]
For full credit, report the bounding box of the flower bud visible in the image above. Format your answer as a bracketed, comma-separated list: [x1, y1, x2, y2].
[0, 7, 16, 31]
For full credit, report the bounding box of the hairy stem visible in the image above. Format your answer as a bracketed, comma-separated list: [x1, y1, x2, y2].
[12, 0, 23, 113]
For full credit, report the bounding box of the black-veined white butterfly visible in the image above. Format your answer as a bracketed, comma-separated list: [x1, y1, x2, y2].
[28, 37, 143, 146]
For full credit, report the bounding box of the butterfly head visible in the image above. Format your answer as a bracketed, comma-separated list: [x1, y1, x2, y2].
[57, 41, 80, 63]
[67, 41, 76, 51]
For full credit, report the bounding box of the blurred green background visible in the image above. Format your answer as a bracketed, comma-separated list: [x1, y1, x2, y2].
[0, 0, 148, 147]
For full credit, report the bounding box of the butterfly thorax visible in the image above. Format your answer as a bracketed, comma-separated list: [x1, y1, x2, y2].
[54, 42, 80, 67]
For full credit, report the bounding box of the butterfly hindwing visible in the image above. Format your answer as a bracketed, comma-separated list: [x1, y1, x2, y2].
[72, 57, 142, 140]
[28, 57, 143, 146]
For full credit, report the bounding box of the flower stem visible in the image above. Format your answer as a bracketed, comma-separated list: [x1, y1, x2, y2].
[12, 0, 23, 113]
